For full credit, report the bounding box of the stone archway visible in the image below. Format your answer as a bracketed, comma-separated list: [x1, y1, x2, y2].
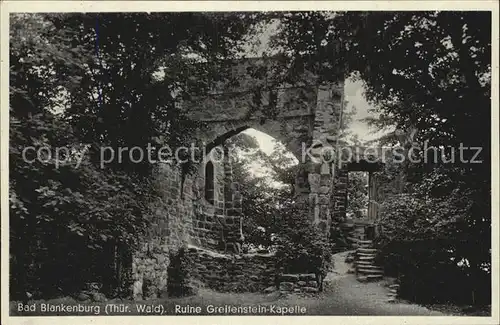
[132, 57, 346, 299]
[178, 58, 345, 239]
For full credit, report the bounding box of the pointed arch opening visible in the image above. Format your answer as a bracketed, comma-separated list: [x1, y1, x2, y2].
[204, 160, 215, 205]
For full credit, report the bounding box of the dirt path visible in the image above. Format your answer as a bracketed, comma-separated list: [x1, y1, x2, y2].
[173, 251, 449, 315]
[307, 250, 447, 315]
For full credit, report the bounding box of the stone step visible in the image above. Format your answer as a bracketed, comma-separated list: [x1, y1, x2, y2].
[356, 264, 382, 269]
[356, 248, 376, 253]
[357, 261, 376, 266]
[357, 248, 378, 253]
[358, 255, 376, 260]
[357, 264, 382, 269]
[299, 274, 316, 281]
[302, 287, 319, 293]
[356, 265, 376, 270]
[356, 250, 376, 254]
[356, 253, 376, 259]
[280, 274, 299, 282]
[356, 259, 375, 264]
[357, 270, 384, 275]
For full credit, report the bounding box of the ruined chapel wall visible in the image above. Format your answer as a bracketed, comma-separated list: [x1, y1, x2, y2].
[302, 81, 345, 236]
[131, 153, 231, 299]
[130, 58, 348, 299]
[189, 147, 228, 250]
[132, 162, 195, 299]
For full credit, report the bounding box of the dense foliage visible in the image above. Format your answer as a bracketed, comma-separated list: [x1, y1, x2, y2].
[226, 133, 292, 248]
[9, 12, 259, 300]
[273, 201, 334, 285]
[9, 13, 148, 299]
[270, 11, 491, 306]
[346, 172, 368, 217]
[227, 134, 334, 281]
[376, 189, 490, 305]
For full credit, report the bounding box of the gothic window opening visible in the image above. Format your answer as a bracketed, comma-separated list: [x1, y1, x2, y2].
[205, 160, 215, 205]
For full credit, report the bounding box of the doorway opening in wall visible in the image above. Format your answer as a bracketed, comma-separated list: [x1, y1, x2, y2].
[205, 128, 298, 254]
[346, 171, 369, 221]
[232, 128, 333, 278]
[346, 169, 382, 241]
[208, 127, 333, 278]
[222, 128, 298, 254]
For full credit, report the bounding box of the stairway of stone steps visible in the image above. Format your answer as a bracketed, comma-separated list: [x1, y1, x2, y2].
[354, 240, 384, 282]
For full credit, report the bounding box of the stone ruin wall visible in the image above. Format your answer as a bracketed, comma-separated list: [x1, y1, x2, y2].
[131, 162, 193, 299]
[131, 146, 233, 299]
[277, 273, 321, 294]
[189, 151, 227, 250]
[131, 58, 347, 300]
[187, 247, 276, 293]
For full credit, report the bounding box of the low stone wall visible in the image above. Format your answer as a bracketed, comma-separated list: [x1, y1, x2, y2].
[278, 273, 319, 293]
[187, 246, 276, 293]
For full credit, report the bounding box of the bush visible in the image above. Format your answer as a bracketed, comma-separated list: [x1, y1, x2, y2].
[274, 202, 334, 283]
[9, 113, 154, 300]
[375, 193, 491, 305]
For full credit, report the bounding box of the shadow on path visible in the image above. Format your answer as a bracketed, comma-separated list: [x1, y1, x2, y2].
[308, 250, 447, 315]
